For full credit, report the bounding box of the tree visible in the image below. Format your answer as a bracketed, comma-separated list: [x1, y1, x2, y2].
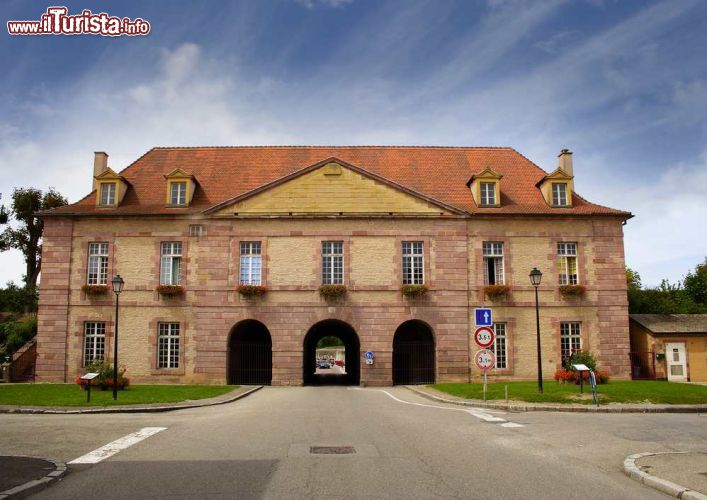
[0, 188, 68, 290]
[683, 258, 707, 306]
[626, 267, 642, 290]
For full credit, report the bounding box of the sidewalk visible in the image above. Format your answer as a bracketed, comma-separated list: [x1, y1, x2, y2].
[0, 385, 262, 415]
[624, 452, 707, 499]
[0, 456, 66, 499]
[406, 385, 707, 413]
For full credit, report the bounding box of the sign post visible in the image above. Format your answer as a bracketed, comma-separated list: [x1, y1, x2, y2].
[80, 372, 99, 403]
[474, 349, 495, 400]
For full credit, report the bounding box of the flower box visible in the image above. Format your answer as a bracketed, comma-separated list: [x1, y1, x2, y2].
[483, 284, 511, 300]
[401, 284, 429, 298]
[318, 284, 347, 300]
[559, 285, 586, 297]
[237, 284, 268, 298]
[156, 285, 185, 296]
[81, 284, 109, 296]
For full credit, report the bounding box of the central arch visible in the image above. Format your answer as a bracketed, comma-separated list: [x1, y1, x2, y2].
[303, 320, 360, 386]
[228, 319, 272, 385]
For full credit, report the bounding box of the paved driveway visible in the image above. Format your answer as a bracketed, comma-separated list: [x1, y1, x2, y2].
[2, 386, 705, 499]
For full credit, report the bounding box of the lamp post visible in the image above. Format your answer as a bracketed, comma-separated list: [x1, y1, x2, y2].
[111, 275, 124, 400]
[529, 267, 543, 394]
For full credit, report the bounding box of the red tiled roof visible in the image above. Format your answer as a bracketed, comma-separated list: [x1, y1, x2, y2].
[46, 146, 631, 217]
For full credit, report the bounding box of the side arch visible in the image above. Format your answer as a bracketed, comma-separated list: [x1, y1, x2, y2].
[228, 319, 272, 385]
[393, 320, 436, 385]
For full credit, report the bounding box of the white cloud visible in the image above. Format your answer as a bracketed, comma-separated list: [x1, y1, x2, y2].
[294, 0, 353, 8]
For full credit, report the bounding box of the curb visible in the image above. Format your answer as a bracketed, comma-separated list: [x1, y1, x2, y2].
[0, 385, 263, 415]
[0, 456, 67, 499]
[405, 386, 707, 413]
[623, 452, 707, 499]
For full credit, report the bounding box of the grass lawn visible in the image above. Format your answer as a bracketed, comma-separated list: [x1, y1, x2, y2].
[431, 380, 707, 405]
[0, 384, 236, 407]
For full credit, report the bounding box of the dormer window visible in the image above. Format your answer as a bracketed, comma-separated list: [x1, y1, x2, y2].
[170, 182, 187, 206]
[552, 183, 568, 206]
[467, 167, 503, 208]
[99, 183, 116, 206]
[480, 182, 497, 206]
[164, 169, 196, 208]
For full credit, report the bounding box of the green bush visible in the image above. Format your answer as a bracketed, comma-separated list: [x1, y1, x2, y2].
[0, 283, 38, 314]
[2, 317, 37, 354]
[565, 349, 597, 371]
[75, 360, 130, 390]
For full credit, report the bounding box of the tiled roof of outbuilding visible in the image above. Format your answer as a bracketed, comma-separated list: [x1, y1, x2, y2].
[630, 314, 707, 334]
[46, 146, 631, 217]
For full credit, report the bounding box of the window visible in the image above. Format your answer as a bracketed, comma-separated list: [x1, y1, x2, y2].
[483, 242, 504, 285]
[240, 242, 262, 285]
[322, 241, 344, 285]
[491, 323, 507, 369]
[560, 322, 581, 363]
[170, 182, 187, 206]
[557, 242, 578, 285]
[188, 224, 205, 237]
[87, 242, 109, 285]
[480, 182, 496, 206]
[83, 322, 105, 366]
[157, 322, 180, 369]
[402, 241, 424, 285]
[552, 183, 568, 206]
[99, 183, 116, 206]
[160, 242, 182, 285]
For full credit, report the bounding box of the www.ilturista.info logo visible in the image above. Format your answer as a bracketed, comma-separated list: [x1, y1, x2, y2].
[7, 6, 151, 36]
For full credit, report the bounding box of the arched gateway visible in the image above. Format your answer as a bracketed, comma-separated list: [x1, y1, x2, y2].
[393, 320, 436, 385]
[303, 320, 360, 385]
[228, 320, 272, 385]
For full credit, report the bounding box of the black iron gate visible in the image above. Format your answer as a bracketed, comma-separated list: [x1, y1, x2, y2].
[393, 341, 435, 385]
[229, 341, 272, 385]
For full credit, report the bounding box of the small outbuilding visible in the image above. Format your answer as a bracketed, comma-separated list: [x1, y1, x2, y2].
[629, 314, 707, 382]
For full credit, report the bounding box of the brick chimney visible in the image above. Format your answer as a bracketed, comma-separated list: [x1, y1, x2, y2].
[558, 149, 573, 177]
[93, 152, 108, 191]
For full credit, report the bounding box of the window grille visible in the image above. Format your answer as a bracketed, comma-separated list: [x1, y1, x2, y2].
[87, 242, 109, 285]
[402, 241, 424, 285]
[160, 242, 182, 285]
[239, 242, 262, 285]
[322, 241, 344, 285]
[482, 242, 504, 285]
[83, 322, 106, 366]
[158, 322, 180, 369]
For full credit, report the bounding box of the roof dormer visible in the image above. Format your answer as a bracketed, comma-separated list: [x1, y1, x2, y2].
[537, 150, 575, 208]
[164, 168, 196, 207]
[467, 166, 503, 207]
[94, 168, 129, 208]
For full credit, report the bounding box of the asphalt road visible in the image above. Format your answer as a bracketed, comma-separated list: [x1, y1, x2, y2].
[2, 386, 706, 499]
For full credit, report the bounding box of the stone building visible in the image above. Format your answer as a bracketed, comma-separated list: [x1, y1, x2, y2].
[36, 146, 632, 386]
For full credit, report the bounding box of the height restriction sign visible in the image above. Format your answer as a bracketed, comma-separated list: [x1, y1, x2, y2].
[473, 326, 495, 348]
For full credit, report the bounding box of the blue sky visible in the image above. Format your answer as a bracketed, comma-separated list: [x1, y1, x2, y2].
[1, 0, 706, 287]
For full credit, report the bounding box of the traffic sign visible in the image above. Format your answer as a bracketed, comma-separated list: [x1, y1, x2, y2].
[364, 351, 374, 365]
[473, 326, 495, 348]
[474, 349, 496, 371]
[474, 308, 492, 326]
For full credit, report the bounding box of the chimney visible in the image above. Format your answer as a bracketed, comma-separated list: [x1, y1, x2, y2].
[93, 152, 108, 191]
[558, 149, 573, 177]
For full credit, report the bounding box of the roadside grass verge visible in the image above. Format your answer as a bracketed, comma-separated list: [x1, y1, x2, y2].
[0, 384, 235, 407]
[431, 380, 707, 405]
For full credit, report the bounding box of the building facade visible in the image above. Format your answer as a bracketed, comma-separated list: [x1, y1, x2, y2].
[36, 147, 632, 386]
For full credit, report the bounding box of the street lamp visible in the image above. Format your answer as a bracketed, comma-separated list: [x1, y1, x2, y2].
[111, 275, 124, 400]
[529, 268, 543, 394]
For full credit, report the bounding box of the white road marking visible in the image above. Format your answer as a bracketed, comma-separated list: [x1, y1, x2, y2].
[68, 427, 167, 464]
[352, 387, 526, 429]
[466, 410, 507, 423]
